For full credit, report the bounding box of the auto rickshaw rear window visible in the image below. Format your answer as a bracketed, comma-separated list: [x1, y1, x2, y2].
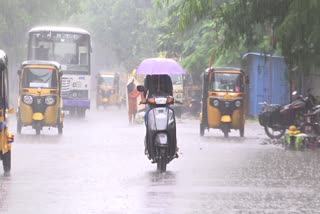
[210, 72, 244, 92]
[22, 68, 57, 88]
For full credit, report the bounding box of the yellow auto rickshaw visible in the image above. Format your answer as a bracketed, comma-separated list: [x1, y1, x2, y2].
[96, 71, 121, 108]
[200, 67, 247, 137]
[16, 61, 64, 135]
[0, 50, 14, 176]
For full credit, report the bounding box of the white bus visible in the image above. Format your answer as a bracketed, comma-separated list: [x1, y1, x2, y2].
[27, 26, 91, 117]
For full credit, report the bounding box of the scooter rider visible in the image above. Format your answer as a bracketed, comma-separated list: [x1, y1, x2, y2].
[141, 74, 174, 121]
[140, 74, 174, 156]
[142, 74, 173, 101]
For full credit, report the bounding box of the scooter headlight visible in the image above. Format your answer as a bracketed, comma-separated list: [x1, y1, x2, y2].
[23, 95, 33, 105]
[155, 133, 168, 146]
[213, 99, 219, 107]
[235, 100, 241, 107]
[45, 96, 56, 105]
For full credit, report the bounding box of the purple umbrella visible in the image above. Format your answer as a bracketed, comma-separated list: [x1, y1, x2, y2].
[136, 58, 185, 75]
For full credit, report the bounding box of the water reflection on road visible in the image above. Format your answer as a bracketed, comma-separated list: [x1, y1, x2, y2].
[0, 109, 320, 213]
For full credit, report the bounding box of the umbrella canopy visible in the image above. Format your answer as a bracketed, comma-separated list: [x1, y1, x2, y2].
[136, 58, 185, 75]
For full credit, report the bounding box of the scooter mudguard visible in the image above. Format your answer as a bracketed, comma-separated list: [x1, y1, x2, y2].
[32, 112, 44, 121]
[221, 115, 231, 123]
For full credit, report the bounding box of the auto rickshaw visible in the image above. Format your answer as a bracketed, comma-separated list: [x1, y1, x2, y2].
[96, 71, 121, 108]
[16, 61, 64, 135]
[0, 50, 14, 175]
[200, 67, 247, 137]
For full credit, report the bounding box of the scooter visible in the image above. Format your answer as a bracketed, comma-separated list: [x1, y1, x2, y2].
[137, 86, 178, 172]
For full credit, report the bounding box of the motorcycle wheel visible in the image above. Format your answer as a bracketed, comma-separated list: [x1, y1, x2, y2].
[2, 151, 11, 175]
[157, 148, 167, 172]
[264, 126, 285, 139]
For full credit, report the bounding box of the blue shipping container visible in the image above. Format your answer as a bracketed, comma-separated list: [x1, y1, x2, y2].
[242, 52, 290, 116]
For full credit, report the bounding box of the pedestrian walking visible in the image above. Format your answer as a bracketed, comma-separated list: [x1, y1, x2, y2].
[127, 77, 141, 124]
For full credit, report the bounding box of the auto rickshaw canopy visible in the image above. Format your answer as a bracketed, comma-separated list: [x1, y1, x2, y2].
[21, 60, 62, 72]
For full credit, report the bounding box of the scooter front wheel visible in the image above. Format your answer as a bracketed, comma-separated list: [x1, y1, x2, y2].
[264, 126, 285, 139]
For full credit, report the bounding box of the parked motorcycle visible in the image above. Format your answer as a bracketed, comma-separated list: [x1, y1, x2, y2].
[259, 92, 316, 139]
[301, 104, 320, 136]
[137, 86, 178, 172]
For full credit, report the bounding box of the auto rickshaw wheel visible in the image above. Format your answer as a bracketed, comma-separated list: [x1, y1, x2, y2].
[35, 122, 41, 135]
[69, 109, 76, 117]
[17, 120, 22, 134]
[240, 126, 245, 137]
[58, 123, 63, 135]
[200, 124, 205, 136]
[223, 130, 229, 138]
[221, 123, 230, 138]
[2, 151, 11, 175]
[77, 108, 86, 118]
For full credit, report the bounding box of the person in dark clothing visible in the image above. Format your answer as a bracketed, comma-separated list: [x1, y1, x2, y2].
[141, 74, 174, 156]
[142, 74, 173, 100]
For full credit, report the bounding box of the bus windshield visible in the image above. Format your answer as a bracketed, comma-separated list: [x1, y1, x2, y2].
[28, 31, 90, 74]
[22, 68, 57, 88]
[210, 72, 244, 92]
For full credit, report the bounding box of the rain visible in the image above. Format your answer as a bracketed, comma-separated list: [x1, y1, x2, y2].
[1, 0, 320, 213]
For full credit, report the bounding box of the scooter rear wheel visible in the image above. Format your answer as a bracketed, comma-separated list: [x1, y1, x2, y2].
[157, 148, 167, 172]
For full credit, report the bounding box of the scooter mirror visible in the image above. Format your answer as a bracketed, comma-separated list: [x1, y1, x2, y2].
[137, 85, 145, 92]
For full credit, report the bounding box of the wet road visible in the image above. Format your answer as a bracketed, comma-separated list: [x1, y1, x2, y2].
[1, 107, 320, 213]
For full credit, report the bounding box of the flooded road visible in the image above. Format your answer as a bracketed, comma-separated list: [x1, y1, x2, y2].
[1, 107, 320, 213]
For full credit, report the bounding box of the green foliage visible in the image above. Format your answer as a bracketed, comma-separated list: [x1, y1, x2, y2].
[0, 0, 82, 65]
[70, 0, 157, 72]
[161, 0, 320, 80]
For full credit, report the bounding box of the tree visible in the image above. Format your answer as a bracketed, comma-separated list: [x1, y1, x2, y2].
[69, 0, 158, 72]
[162, 0, 320, 78]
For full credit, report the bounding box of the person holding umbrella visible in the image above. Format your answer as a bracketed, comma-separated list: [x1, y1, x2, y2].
[141, 74, 173, 102]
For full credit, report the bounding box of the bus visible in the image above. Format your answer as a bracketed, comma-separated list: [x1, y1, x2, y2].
[27, 26, 91, 117]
